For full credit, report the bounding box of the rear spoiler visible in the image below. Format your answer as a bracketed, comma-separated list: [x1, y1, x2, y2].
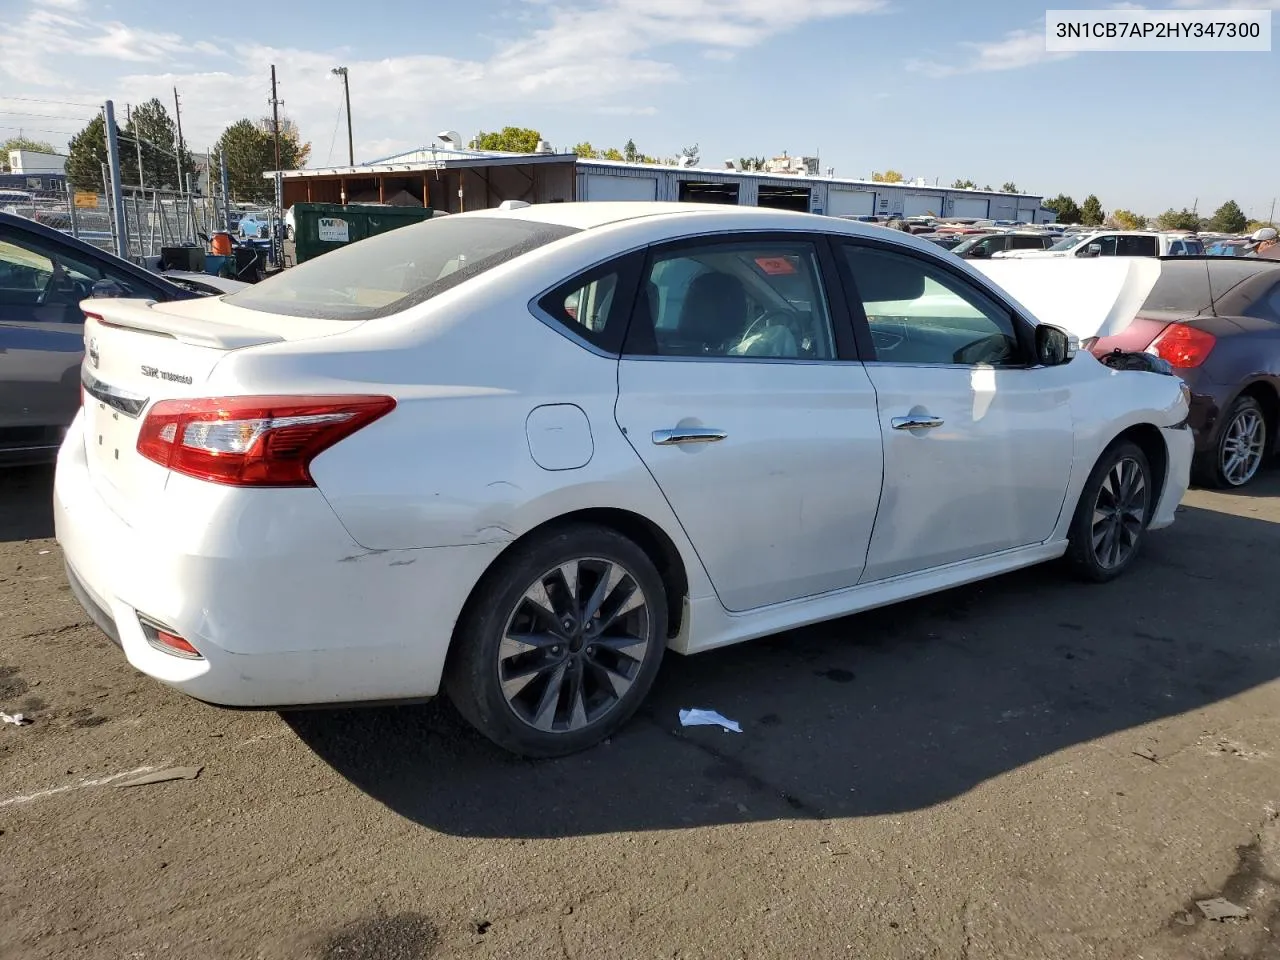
[79, 297, 286, 350]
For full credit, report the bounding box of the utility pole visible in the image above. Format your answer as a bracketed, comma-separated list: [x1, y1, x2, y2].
[220, 150, 231, 232]
[331, 66, 353, 165]
[173, 87, 186, 192]
[103, 101, 129, 259]
[269, 64, 282, 174]
[1269, 198, 1276, 226]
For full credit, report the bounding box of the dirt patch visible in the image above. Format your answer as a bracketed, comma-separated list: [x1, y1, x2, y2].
[317, 912, 439, 960]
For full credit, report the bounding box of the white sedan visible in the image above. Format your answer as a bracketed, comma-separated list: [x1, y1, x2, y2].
[55, 202, 1192, 757]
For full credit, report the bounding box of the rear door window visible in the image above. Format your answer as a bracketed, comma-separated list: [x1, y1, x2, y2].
[1116, 235, 1158, 257]
[1009, 236, 1045, 250]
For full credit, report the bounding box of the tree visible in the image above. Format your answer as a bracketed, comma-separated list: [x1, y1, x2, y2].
[281, 126, 311, 170]
[951, 178, 977, 189]
[473, 126, 542, 153]
[121, 98, 195, 190]
[623, 139, 639, 163]
[601, 147, 624, 161]
[1154, 208, 1203, 232]
[0, 136, 58, 172]
[1080, 194, 1105, 227]
[680, 143, 700, 166]
[1043, 194, 1082, 224]
[213, 118, 307, 202]
[1209, 200, 1247, 234]
[1246, 219, 1275, 233]
[572, 142, 600, 159]
[872, 169, 904, 183]
[982, 184, 993, 191]
[1108, 209, 1147, 230]
[66, 114, 107, 191]
[1001, 182, 1019, 193]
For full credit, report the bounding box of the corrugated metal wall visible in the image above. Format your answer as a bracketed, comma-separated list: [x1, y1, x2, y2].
[578, 162, 1044, 219]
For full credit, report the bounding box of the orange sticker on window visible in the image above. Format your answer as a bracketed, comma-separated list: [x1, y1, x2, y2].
[754, 256, 797, 275]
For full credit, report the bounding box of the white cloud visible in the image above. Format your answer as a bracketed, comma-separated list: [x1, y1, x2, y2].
[907, 25, 1074, 78]
[1, 0, 888, 161]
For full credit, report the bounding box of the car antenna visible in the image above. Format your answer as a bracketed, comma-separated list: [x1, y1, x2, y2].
[1205, 255, 1218, 317]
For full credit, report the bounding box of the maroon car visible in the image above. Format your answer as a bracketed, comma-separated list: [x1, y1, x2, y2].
[1087, 258, 1280, 488]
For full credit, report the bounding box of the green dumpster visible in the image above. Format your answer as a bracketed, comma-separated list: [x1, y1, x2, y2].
[290, 202, 435, 264]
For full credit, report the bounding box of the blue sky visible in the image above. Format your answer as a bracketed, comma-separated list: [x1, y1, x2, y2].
[1, 0, 1276, 217]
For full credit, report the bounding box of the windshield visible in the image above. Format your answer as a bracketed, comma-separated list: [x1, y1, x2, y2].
[226, 216, 580, 320]
[1048, 235, 1086, 252]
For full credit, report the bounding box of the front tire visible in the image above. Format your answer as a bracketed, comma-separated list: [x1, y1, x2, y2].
[445, 525, 668, 758]
[1064, 440, 1153, 583]
[1196, 395, 1267, 489]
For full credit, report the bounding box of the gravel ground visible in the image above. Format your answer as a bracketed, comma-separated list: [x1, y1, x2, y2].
[2, 462, 1278, 960]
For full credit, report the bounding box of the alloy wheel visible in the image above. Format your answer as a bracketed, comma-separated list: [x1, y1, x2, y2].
[497, 557, 650, 733]
[1220, 408, 1266, 487]
[1090, 457, 1149, 571]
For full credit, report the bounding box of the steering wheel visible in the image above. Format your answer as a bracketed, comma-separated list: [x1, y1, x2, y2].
[740, 307, 802, 345]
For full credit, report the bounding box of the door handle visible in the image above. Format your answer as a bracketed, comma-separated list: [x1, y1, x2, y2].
[652, 427, 728, 446]
[891, 415, 944, 431]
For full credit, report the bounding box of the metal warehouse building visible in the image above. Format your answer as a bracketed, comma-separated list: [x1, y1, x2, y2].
[270, 147, 1049, 222]
[576, 159, 1049, 222]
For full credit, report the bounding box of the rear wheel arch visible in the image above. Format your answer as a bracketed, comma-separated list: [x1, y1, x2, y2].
[449, 507, 690, 662]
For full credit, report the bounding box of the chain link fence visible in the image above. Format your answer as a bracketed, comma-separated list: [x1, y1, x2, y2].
[2, 184, 222, 260]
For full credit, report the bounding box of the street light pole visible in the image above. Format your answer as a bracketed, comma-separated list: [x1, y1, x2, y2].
[331, 66, 353, 166]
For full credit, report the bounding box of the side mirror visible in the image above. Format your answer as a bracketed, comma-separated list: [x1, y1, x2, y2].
[1035, 324, 1078, 366]
[1086, 243, 1102, 257]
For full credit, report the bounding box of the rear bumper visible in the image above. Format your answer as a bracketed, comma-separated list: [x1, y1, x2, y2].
[53, 413, 504, 708]
[1148, 424, 1194, 532]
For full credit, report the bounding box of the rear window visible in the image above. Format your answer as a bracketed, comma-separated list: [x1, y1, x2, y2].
[226, 216, 580, 320]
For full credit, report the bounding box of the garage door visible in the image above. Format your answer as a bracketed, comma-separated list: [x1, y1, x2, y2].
[903, 195, 943, 217]
[827, 189, 875, 217]
[1016, 206, 1039, 223]
[990, 200, 1017, 221]
[951, 197, 989, 219]
[585, 174, 658, 202]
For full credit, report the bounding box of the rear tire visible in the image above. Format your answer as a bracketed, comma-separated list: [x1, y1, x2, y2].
[1194, 395, 1267, 489]
[445, 524, 667, 758]
[1064, 440, 1153, 583]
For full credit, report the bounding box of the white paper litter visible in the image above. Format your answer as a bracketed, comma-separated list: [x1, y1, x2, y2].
[679, 708, 742, 733]
[1, 711, 30, 727]
[1196, 897, 1249, 921]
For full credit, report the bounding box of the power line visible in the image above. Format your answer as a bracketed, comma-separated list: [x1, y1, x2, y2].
[0, 110, 96, 122]
[0, 124, 79, 136]
[0, 95, 100, 107]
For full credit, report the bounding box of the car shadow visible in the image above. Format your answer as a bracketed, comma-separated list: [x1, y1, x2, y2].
[0, 464, 55, 542]
[287, 491, 1280, 838]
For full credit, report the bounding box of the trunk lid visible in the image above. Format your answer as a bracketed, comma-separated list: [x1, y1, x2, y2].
[78, 296, 356, 521]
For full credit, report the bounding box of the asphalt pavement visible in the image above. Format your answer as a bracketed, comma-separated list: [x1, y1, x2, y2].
[2, 462, 1279, 959]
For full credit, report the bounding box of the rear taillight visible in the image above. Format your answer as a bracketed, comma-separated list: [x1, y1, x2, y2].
[136, 395, 396, 487]
[1148, 325, 1216, 368]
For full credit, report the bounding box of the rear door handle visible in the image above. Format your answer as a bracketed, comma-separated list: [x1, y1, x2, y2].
[652, 427, 728, 446]
[891, 415, 944, 431]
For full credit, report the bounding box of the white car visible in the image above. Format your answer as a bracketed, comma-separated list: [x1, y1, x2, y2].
[55, 203, 1192, 757]
[994, 230, 1204, 260]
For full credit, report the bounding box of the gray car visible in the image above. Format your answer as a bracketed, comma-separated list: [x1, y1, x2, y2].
[0, 211, 201, 465]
